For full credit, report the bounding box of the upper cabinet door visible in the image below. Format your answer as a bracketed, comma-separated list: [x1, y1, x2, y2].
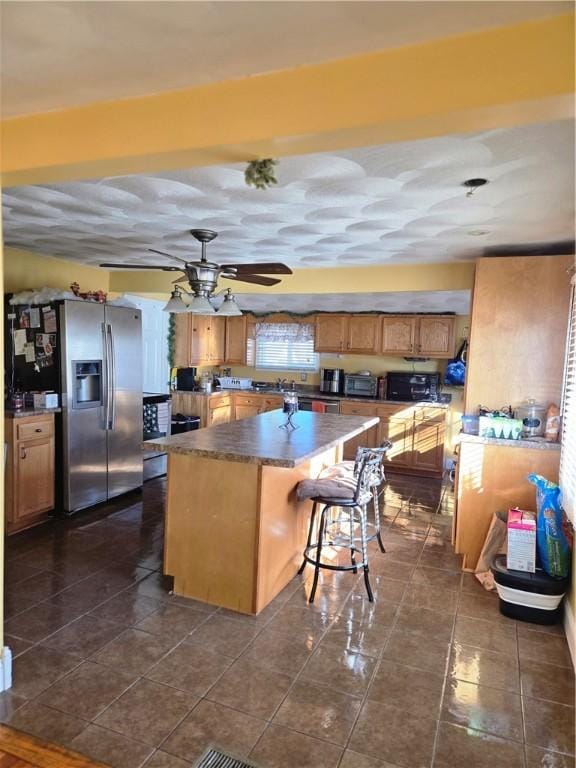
[208, 316, 226, 363]
[189, 316, 211, 364]
[347, 315, 380, 353]
[380, 316, 416, 355]
[174, 315, 192, 368]
[225, 316, 247, 364]
[417, 317, 455, 358]
[314, 314, 347, 352]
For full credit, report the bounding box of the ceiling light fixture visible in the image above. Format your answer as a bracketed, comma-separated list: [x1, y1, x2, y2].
[101, 229, 292, 317]
[162, 286, 189, 313]
[463, 178, 489, 198]
[216, 288, 243, 317]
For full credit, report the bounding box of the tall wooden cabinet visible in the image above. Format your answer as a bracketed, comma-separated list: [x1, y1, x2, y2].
[5, 413, 56, 534]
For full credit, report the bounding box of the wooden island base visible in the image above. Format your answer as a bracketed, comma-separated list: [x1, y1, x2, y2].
[164, 447, 339, 614]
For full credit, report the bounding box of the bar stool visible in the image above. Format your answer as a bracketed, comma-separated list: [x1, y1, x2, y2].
[320, 440, 392, 553]
[296, 451, 385, 603]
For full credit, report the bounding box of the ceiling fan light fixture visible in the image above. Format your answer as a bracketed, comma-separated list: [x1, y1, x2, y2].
[163, 287, 189, 313]
[217, 289, 243, 316]
[187, 294, 216, 315]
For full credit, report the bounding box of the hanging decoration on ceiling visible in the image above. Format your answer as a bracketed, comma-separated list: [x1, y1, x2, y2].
[244, 159, 278, 190]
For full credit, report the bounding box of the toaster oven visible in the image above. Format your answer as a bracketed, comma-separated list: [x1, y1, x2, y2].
[344, 374, 378, 398]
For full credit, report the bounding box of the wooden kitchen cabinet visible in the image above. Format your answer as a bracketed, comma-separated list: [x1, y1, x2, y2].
[224, 315, 247, 365]
[175, 315, 226, 366]
[234, 393, 262, 420]
[380, 316, 417, 356]
[207, 394, 233, 426]
[346, 315, 380, 353]
[380, 315, 455, 358]
[418, 316, 455, 357]
[5, 414, 55, 534]
[315, 314, 348, 352]
[260, 395, 284, 412]
[340, 401, 445, 476]
[315, 314, 380, 354]
[340, 402, 380, 458]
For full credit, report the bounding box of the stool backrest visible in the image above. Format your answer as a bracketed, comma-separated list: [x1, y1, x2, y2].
[353, 450, 386, 503]
[353, 440, 393, 486]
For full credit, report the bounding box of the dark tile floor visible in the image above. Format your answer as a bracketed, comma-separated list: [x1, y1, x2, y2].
[2, 473, 574, 768]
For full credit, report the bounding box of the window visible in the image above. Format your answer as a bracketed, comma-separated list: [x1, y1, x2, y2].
[251, 322, 319, 372]
[560, 274, 576, 524]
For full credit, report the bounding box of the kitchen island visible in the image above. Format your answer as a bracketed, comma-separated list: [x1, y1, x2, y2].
[144, 410, 378, 614]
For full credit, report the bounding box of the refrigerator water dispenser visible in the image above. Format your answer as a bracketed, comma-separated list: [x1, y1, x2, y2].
[73, 361, 102, 408]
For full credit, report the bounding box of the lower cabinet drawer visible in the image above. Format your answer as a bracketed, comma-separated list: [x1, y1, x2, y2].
[17, 419, 54, 441]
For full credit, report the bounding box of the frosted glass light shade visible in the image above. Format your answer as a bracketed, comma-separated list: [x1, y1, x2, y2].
[163, 292, 188, 313]
[187, 295, 216, 315]
[217, 293, 243, 316]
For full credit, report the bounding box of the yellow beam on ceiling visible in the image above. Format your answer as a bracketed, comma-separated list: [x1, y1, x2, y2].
[1, 13, 574, 186]
[109, 260, 476, 296]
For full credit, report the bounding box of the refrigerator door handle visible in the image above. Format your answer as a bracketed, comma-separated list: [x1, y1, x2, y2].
[107, 323, 116, 430]
[102, 322, 110, 430]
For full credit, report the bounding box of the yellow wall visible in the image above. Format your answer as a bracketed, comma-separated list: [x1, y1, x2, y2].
[3, 247, 110, 294]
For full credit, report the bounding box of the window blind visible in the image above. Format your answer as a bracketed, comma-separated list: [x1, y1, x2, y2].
[253, 322, 318, 372]
[560, 277, 576, 524]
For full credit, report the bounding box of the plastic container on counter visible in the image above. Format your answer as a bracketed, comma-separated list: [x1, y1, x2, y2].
[515, 399, 547, 438]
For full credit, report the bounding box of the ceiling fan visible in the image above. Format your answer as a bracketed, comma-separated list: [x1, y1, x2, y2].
[100, 229, 293, 315]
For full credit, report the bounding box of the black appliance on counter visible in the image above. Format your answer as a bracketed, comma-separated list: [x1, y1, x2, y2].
[176, 367, 197, 391]
[319, 368, 344, 394]
[143, 393, 172, 481]
[386, 372, 441, 402]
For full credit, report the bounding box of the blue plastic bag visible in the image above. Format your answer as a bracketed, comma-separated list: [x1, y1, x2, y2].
[527, 474, 572, 579]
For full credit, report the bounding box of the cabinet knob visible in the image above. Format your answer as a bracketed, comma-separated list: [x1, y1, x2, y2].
[35, 428, 42, 433]
[20, 448, 27, 459]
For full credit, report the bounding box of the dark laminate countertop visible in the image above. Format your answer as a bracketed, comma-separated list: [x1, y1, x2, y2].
[5, 407, 61, 419]
[143, 410, 379, 467]
[171, 389, 450, 408]
[458, 433, 561, 451]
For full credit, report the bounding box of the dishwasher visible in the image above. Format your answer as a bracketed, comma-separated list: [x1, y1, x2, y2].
[298, 397, 340, 414]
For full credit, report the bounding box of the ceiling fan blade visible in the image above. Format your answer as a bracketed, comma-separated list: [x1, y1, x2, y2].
[99, 263, 182, 271]
[148, 248, 189, 264]
[221, 262, 292, 275]
[225, 274, 282, 287]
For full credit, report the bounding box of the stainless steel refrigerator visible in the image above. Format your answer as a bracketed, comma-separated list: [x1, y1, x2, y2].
[60, 300, 143, 512]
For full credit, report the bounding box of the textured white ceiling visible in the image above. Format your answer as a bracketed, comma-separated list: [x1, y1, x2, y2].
[1, 1, 570, 117]
[3, 120, 574, 269]
[235, 291, 470, 315]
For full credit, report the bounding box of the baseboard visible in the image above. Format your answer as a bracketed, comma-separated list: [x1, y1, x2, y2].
[564, 599, 575, 667]
[0, 647, 13, 692]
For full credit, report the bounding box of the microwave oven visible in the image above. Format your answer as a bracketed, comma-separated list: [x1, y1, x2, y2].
[344, 374, 378, 398]
[386, 372, 440, 402]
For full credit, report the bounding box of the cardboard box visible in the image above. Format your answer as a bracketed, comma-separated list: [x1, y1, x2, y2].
[26, 392, 59, 409]
[507, 508, 536, 572]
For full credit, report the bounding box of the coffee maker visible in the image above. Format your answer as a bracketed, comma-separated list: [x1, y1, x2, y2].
[320, 368, 344, 394]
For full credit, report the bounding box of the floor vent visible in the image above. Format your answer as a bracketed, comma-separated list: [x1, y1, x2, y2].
[196, 749, 258, 768]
